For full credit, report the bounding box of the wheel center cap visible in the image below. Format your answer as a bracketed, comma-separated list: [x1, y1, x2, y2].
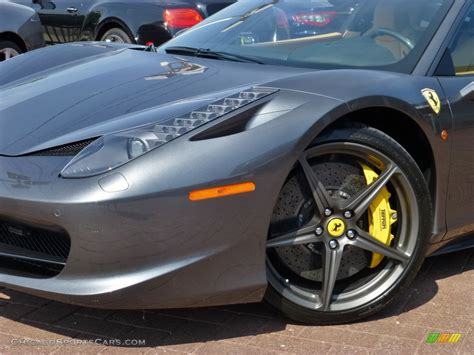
[327, 218, 346, 238]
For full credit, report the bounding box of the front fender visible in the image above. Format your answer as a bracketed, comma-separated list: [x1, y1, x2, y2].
[268, 70, 452, 243]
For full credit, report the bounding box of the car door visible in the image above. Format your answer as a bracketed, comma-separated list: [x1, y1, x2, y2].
[15, 0, 86, 44]
[437, 2, 474, 239]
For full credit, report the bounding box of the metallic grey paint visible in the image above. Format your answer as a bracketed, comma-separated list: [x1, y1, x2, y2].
[0, 0, 473, 309]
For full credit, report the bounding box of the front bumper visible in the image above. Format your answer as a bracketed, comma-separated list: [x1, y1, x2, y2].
[0, 150, 273, 308]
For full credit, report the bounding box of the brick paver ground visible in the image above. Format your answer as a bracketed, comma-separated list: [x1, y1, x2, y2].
[0, 249, 472, 354]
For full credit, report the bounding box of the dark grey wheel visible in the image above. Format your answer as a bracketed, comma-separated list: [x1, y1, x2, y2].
[0, 40, 22, 61]
[100, 28, 133, 44]
[265, 126, 432, 324]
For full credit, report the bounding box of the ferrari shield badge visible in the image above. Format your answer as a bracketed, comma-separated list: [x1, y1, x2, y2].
[421, 88, 441, 114]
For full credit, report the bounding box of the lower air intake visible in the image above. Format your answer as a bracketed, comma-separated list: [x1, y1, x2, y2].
[0, 219, 70, 277]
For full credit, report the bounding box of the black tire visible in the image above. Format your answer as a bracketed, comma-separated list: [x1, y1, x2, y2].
[264, 125, 433, 324]
[100, 27, 134, 44]
[0, 40, 22, 61]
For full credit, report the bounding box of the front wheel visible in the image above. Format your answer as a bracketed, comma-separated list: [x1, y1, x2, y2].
[264, 126, 432, 324]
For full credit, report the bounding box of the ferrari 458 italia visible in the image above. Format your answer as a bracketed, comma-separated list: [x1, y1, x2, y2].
[0, 0, 473, 324]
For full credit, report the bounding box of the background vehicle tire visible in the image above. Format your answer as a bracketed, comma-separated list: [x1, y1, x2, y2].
[0, 40, 22, 61]
[100, 28, 134, 43]
[265, 125, 433, 324]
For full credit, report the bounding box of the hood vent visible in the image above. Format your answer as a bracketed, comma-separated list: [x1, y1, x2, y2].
[30, 138, 97, 157]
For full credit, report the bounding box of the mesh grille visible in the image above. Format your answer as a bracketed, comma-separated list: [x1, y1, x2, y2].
[31, 139, 96, 156]
[0, 220, 70, 262]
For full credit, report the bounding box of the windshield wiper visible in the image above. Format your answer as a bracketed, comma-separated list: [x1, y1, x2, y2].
[164, 46, 264, 64]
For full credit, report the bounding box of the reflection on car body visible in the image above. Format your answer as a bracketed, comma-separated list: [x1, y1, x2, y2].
[0, 0, 473, 325]
[144, 61, 208, 80]
[10, 0, 235, 45]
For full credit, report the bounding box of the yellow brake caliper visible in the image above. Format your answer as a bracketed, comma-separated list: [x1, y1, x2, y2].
[359, 163, 398, 268]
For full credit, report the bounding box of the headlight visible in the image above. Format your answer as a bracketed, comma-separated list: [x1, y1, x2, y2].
[60, 87, 277, 178]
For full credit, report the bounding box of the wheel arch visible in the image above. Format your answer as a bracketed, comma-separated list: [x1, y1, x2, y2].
[0, 32, 27, 52]
[320, 106, 437, 215]
[95, 17, 135, 43]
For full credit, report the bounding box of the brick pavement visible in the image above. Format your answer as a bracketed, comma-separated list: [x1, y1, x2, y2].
[0, 249, 472, 354]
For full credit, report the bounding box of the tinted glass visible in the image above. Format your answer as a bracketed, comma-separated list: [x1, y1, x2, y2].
[450, 4, 474, 76]
[161, 0, 453, 73]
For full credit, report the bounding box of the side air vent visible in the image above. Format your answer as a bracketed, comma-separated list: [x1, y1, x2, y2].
[31, 138, 96, 156]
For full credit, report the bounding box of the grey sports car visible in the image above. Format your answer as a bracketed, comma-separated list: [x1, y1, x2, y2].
[0, 0, 473, 324]
[0, 1, 45, 61]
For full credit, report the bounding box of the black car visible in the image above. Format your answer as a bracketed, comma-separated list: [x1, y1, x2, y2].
[10, 0, 235, 45]
[0, 0, 473, 325]
[0, 1, 45, 61]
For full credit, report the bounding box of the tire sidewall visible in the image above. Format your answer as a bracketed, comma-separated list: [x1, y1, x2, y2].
[265, 126, 433, 325]
[100, 28, 133, 43]
[0, 41, 22, 61]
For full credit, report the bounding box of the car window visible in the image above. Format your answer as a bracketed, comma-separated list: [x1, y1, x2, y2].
[449, 4, 474, 76]
[161, 0, 453, 73]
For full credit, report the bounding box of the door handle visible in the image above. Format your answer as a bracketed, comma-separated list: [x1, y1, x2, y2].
[66, 7, 78, 13]
[460, 82, 474, 101]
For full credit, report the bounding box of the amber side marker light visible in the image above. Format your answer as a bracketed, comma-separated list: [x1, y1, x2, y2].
[189, 182, 256, 201]
[441, 130, 449, 141]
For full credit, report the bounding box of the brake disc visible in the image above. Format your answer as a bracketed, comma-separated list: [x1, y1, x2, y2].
[270, 158, 399, 282]
[272, 159, 370, 282]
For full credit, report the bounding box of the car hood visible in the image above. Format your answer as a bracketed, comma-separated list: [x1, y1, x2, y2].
[0, 43, 308, 156]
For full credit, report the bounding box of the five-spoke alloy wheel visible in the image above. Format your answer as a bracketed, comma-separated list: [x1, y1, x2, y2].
[265, 126, 432, 324]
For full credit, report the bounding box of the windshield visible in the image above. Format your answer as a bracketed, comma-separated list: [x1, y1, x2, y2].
[160, 0, 453, 73]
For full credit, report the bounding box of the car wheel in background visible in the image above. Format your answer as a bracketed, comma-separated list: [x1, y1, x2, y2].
[265, 126, 433, 324]
[0, 40, 22, 61]
[100, 28, 134, 43]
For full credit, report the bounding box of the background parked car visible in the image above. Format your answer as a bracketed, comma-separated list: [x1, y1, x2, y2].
[274, 0, 357, 40]
[0, 1, 45, 61]
[9, 0, 235, 45]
